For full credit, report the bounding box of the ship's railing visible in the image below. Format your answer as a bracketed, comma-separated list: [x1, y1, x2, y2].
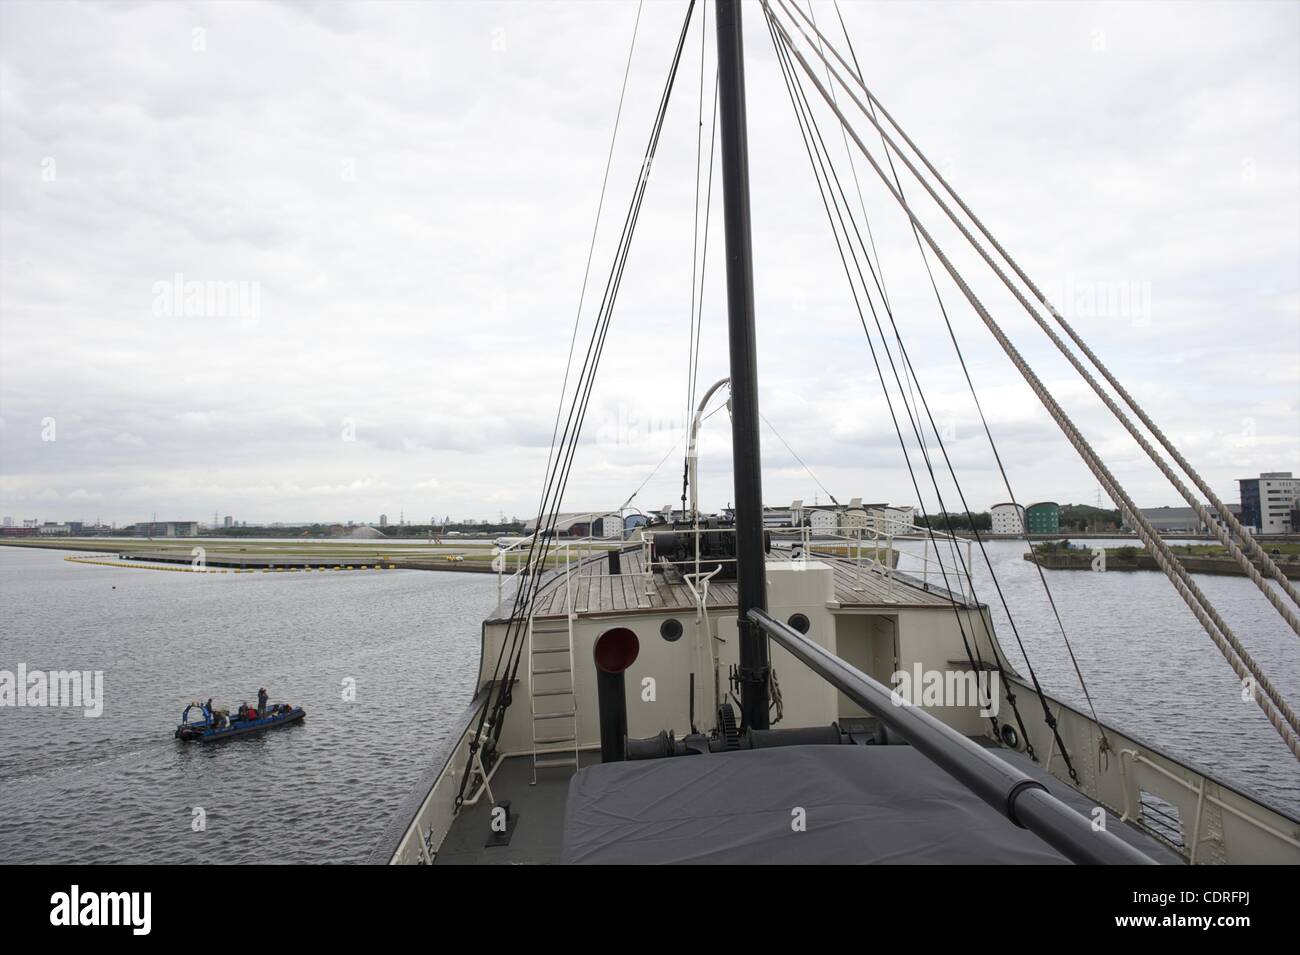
[1004, 673, 1300, 864]
[493, 514, 625, 605]
[778, 519, 976, 603]
[494, 515, 979, 609]
[372, 687, 492, 865]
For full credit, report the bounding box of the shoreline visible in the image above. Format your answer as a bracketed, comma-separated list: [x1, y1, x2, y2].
[1025, 550, 1300, 579]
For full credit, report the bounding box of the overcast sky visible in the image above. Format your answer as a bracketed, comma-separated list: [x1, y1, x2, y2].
[1, 0, 1296, 526]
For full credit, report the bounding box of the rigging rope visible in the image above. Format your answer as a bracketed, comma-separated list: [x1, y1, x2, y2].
[544, 0, 644, 502]
[454, 1, 701, 808]
[780, 0, 1300, 641]
[825, 0, 1108, 742]
[765, 7, 1021, 749]
[831, 24, 1300, 622]
[759, 411, 838, 508]
[764, 1, 1300, 758]
[493, 0, 700, 748]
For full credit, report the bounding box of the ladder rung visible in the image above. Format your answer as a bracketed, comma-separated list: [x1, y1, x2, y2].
[533, 710, 576, 720]
[532, 687, 573, 697]
[531, 624, 569, 633]
[534, 756, 578, 769]
[534, 734, 576, 745]
[531, 646, 570, 654]
[532, 665, 571, 675]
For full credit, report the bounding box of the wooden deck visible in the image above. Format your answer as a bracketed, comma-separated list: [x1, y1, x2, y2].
[489, 547, 970, 622]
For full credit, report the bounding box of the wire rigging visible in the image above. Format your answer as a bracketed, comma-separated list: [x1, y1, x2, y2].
[454, 1, 702, 807]
[824, 0, 1107, 741]
[764, 0, 1300, 758]
[763, 5, 1022, 749]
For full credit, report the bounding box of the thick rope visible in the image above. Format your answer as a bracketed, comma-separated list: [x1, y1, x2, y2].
[764, 2, 1300, 760]
[779, 0, 1300, 637]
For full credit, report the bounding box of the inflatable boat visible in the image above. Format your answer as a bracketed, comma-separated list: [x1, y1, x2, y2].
[174, 700, 306, 742]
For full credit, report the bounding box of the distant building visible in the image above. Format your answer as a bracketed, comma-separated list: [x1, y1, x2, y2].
[763, 501, 801, 528]
[1239, 472, 1300, 534]
[379, 514, 388, 527]
[990, 503, 1025, 535]
[523, 512, 622, 538]
[1025, 502, 1060, 535]
[868, 505, 915, 534]
[135, 521, 199, 538]
[224, 515, 233, 529]
[2, 516, 12, 528]
[807, 509, 837, 533]
[1131, 507, 1201, 534]
[590, 514, 623, 539]
[1205, 502, 1243, 533]
[842, 507, 868, 530]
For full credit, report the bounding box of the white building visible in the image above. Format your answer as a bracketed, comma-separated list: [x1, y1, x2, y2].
[990, 503, 1025, 536]
[869, 505, 915, 534]
[842, 507, 868, 530]
[807, 509, 838, 533]
[1239, 472, 1300, 535]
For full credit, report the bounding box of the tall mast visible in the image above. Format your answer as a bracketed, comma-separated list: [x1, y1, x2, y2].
[715, 0, 769, 730]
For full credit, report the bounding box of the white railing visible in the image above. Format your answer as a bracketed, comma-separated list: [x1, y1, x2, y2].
[493, 515, 623, 605]
[494, 515, 979, 608]
[783, 519, 976, 602]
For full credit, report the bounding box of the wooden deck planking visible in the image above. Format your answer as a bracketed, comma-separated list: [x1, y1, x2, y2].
[496, 546, 965, 623]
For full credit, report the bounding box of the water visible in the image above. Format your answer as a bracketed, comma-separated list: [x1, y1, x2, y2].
[0, 547, 495, 863]
[2, 539, 1298, 864]
[893, 538, 1300, 816]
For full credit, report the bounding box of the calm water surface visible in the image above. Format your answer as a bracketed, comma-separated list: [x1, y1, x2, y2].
[0, 547, 494, 863]
[2, 538, 1298, 863]
[893, 538, 1300, 816]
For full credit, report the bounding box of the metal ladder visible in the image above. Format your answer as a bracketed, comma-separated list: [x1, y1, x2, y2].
[528, 612, 579, 783]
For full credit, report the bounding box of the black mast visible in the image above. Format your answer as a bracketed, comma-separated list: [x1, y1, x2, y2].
[715, 0, 769, 730]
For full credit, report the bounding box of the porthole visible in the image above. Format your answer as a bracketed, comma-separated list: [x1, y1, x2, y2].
[1000, 724, 1019, 749]
[787, 612, 811, 635]
[660, 618, 684, 642]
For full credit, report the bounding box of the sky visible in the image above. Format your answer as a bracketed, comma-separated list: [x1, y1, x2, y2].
[0, 0, 1296, 527]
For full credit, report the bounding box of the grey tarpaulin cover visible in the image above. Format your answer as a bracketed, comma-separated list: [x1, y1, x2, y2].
[560, 744, 1171, 864]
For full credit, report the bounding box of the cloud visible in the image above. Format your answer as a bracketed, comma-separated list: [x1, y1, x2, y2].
[0, 0, 1296, 525]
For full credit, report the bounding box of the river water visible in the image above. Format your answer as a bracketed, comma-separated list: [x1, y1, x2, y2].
[1, 539, 1297, 863]
[0, 547, 494, 864]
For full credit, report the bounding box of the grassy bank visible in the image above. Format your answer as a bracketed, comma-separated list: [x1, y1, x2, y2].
[0, 536, 621, 573]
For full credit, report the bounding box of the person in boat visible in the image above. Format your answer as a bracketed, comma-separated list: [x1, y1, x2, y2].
[257, 687, 268, 717]
[204, 698, 214, 726]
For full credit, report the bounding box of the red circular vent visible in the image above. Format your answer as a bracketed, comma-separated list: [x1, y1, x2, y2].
[593, 627, 640, 673]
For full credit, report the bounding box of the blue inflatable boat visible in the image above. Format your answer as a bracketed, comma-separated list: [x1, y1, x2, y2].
[175, 700, 305, 742]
